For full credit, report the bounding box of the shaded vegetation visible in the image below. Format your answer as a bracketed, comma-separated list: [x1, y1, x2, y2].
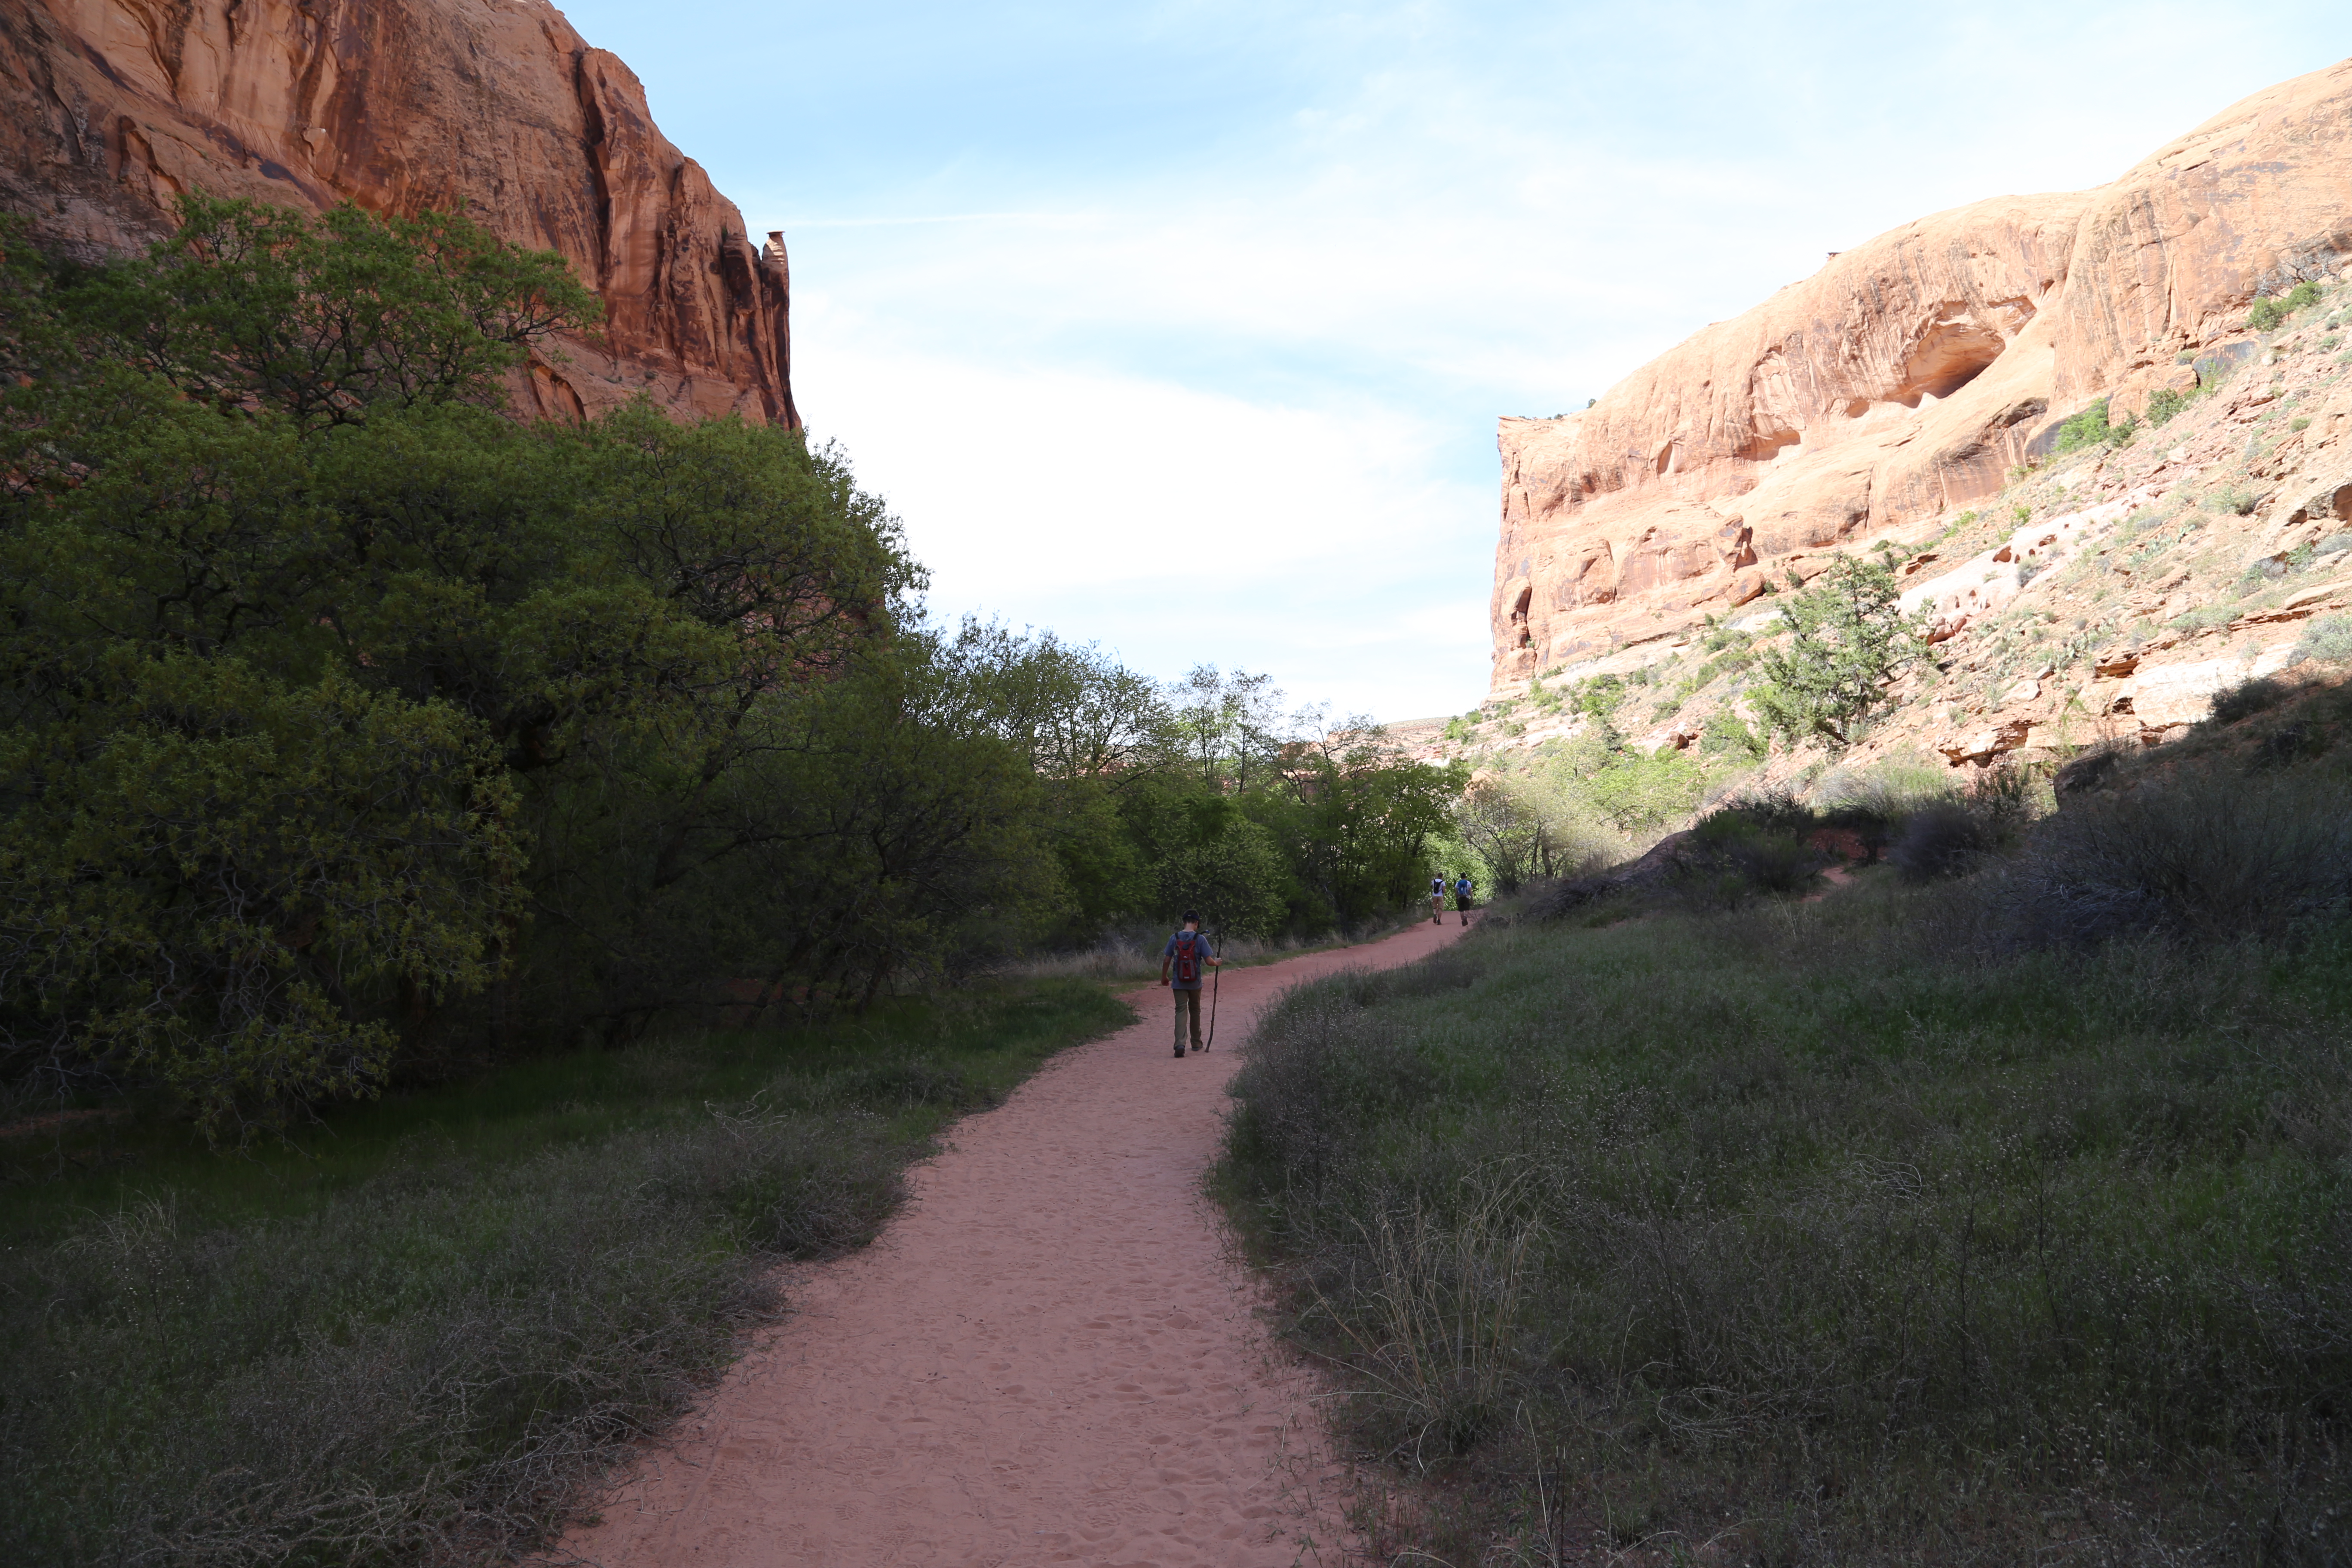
[0, 199, 1458, 1134]
[1221, 686, 2352, 1564]
[0, 980, 1129, 1568]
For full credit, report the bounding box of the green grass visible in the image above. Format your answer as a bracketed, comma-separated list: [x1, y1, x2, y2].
[0, 980, 1131, 1567]
[1220, 761, 2352, 1562]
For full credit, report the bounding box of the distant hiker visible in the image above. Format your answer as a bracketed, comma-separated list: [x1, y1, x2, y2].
[1160, 911, 1222, 1057]
[1430, 875, 1447, 924]
[1454, 873, 1476, 925]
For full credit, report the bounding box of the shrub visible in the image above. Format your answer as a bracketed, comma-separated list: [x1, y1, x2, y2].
[1697, 710, 1765, 760]
[1886, 802, 1989, 882]
[2244, 282, 2318, 332]
[2053, 744, 2125, 796]
[2052, 395, 2137, 453]
[2203, 483, 2260, 515]
[2002, 769, 2352, 944]
[2209, 674, 2291, 724]
[1678, 794, 1831, 903]
[2294, 612, 2352, 665]
[2142, 385, 2198, 426]
[1579, 747, 1707, 831]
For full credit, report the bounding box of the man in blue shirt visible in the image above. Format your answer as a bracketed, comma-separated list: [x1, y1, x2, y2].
[1159, 910, 1222, 1057]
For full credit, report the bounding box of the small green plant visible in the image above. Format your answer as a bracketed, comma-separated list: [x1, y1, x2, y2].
[1697, 710, 1765, 760]
[2204, 484, 2260, 515]
[1565, 674, 1627, 724]
[2143, 385, 2200, 427]
[2052, 396, 2137, 453]
[2246, 281, 2322, 331]
[2011, 502, 2032, 525]
[2292, 416, 2312, 432]
[2293, 612, 2352, 665]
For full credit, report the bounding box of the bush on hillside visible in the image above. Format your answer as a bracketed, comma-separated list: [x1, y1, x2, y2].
[2000, 769, 2352, 945]
[1886, 802, 1989, 882]
[2143, 385, 2198, 426]
[2052, 395, 2138, 453]
[1675, 793, 1831, 904]
[2248, 281, 2323, 331]
[2209, 674, 2291, 724]
[2293, 612, 2352, 665]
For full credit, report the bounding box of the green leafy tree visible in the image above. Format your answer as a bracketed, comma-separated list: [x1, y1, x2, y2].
[1452, 775, 1555, 893]
[1132, 788, 1288, 938]
[55, 195, 599, 432]
[0, 197, 957, 1120]
[1749, 554, 1923, 750]
[1253, 727, 1463, 927]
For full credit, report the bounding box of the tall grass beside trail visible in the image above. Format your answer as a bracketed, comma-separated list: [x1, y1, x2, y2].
[1219, 772, 2352, 1565]
[0, 980, 1129, 1568]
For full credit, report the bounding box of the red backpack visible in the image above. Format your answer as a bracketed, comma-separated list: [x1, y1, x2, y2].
[1171, 930, 1202, 984]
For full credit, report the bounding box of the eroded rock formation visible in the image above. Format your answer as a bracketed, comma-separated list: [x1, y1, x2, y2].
[1492, 59, 2352, 693]
[0, 0, 795, 426]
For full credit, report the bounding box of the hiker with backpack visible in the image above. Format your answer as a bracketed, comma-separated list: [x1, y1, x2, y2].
[1159, 910, 1222, 1057]
[1430, 874, 1446, 924]
[1453, 872, 1476, 925]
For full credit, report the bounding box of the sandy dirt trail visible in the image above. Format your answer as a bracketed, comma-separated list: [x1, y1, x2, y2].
[565, 918, 1467, 1568]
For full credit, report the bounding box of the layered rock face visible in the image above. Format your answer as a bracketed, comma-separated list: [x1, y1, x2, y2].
[1491, 59, 2352, 693]
[0, 0, 795, 427]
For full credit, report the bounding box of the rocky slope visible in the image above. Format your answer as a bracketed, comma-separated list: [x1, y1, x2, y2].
[0, 0, 794, 426]
[1418, 285, 2352, 787]
[1488, 58, 2352, 712]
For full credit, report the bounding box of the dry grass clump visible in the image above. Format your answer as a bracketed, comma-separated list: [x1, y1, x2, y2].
[1221, 753, 2352, 1565]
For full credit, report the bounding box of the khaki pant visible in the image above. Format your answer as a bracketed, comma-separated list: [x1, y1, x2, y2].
[1172, 987, 1203, 1052]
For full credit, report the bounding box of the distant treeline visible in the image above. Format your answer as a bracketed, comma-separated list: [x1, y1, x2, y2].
[0, 197, 1458, 1133]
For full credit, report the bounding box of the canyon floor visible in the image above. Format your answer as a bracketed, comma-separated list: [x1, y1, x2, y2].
[563, 919, 1467, 1568]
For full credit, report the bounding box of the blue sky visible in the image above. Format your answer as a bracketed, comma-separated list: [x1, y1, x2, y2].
[555, 0, 2343, 720]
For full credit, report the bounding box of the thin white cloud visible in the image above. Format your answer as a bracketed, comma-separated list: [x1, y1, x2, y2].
[559, 0, 2347, 717]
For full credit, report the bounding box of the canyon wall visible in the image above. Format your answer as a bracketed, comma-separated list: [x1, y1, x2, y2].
[0, 0, 795, 426]
[1491, 58, 2352, 694]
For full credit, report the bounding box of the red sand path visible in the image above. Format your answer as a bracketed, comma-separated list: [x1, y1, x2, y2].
[564, 917, 1468, 1567]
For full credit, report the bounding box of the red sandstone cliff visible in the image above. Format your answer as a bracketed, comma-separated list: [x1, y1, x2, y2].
[0, 0, 796, 427]
[1491, 59, 2352, 694]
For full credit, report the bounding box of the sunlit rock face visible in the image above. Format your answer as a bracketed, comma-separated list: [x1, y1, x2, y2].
[1491, 59, 2352, 695]
[0, 0, 796, 427]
